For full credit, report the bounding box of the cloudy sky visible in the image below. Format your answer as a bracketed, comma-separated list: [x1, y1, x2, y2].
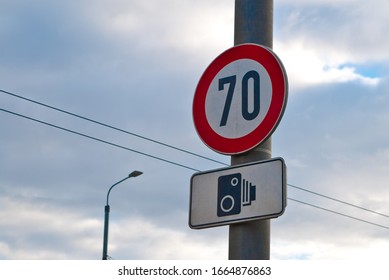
[1, 0, 389, 260]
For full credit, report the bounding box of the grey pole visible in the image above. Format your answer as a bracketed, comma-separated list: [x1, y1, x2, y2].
[102, 204, 110, 260]
[102, 171, 143, 260]
[228, 0, 273, 260]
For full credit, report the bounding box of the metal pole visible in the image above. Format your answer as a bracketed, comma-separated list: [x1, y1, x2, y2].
[102, 171, 143, 260]
[102, 205, 110, 260]
[229, 0, 274, 260]
[102, 176, 129, 260]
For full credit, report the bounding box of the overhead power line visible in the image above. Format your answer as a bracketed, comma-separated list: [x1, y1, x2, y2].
[1, 107, 389, 231]
[288, 183, 389, 219]
[289, 198, 389, 230]
[0, 107, 200, 172]
[1, 89, 389, 230]
[0, 89, 227, 166]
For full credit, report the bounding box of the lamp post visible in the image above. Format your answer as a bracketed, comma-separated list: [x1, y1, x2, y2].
[102, 170, 143, 260]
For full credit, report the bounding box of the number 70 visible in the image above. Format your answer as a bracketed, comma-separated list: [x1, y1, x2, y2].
[218, 70, 260, 127]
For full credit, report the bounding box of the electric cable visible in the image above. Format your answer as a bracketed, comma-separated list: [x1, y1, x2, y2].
[289, 197, 389, 230]
[6, 88, 387, 219]
[0, 89, 228, 166]
[288, 183, 389, 219]
[1, 107, 389, 231]
[2, 89, 389, 228]
[0, 107, 200, 172]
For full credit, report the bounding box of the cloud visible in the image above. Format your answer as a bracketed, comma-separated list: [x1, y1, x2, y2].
[96, 0, 234, 52]
[108, 217, 227, 259]
[277, 0, 389, 60]
[0, 193, 228, 259]
[275, 41, 381, 89]
[0, 196, 101, 259]
[274, 0, 389, 90]
[1, 0, 389, 261]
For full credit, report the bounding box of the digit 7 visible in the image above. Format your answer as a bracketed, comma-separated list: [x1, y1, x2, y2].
[218, 75, 236, 127]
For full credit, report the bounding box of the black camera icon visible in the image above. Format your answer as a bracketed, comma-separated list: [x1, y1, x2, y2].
[217, 173, 256, 217]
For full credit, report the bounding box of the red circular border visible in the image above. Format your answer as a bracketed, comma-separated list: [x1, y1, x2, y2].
[193, 44, 288, 155]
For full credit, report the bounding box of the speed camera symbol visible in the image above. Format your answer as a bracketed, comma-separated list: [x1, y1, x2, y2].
[217, 173, 256, 217]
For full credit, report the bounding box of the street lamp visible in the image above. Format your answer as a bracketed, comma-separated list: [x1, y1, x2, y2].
[102, 170, 143, 260]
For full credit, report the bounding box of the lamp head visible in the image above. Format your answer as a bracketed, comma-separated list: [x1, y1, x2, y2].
[129, 170, 143, 178]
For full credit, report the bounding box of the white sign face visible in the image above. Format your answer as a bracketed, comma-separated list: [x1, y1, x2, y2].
[189, 158, 287, 229]
[193, 44, 288, 155]
[205, 59, 272, 139]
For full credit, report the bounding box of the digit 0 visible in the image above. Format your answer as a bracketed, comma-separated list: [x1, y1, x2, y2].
[218, 70, 260, 127]
[242, 70, 260, 121]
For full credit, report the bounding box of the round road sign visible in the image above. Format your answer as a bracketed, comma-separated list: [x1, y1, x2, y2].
[193, 43, 288, 155]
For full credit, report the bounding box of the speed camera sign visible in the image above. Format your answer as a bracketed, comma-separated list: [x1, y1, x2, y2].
[193, 44, 288, 155]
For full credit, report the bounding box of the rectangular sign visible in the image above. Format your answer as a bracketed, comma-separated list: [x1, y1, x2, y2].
[189, 158, 287, 229]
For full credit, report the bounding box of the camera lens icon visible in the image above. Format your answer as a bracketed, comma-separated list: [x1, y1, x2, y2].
[219, 177, 239, 213]
[219, 195, 235, 213]
[217, 173, 256, 217]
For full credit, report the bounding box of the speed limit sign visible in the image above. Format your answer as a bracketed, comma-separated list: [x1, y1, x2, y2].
[193, 44, 288, 155]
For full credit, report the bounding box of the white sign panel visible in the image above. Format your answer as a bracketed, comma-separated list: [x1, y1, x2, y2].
[189, 158, 287, 229]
